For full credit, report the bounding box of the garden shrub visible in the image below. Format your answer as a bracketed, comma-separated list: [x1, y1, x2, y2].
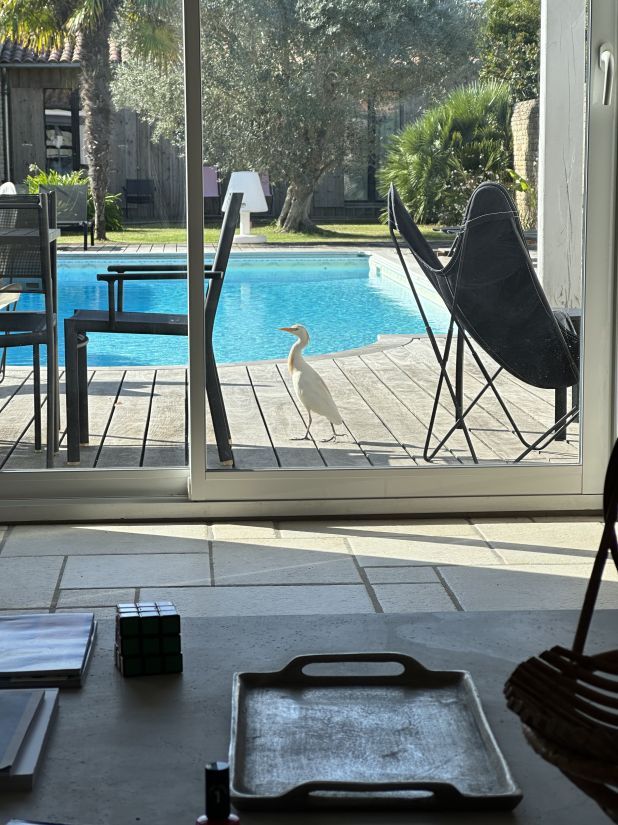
[378, 81, 513, 225]
[25, 165, 124, 231]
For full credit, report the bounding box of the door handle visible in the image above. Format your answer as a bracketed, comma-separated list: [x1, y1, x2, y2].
[600, 43, 614, 105]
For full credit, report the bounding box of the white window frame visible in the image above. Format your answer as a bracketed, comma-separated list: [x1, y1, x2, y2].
[0, 0, 614, 522]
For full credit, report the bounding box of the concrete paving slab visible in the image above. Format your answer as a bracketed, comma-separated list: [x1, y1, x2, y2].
[3, 523, 209, 556]
[439, 563, 618, 611]
[57, 588, 136, 608]
[57, 606, 118, 619]
[364, 566, 440, 584]
[0, 556, 62, 609]
[350, 532, 501, 567]
[279, 519, 477, 540]
[471, 519, 603, 564]
[211, 521, 277, 539]
[373, 583, 457, 612]
[140, 584, 374, 616]
[61, 554, 212, 589]
[212, 539, 357, 585]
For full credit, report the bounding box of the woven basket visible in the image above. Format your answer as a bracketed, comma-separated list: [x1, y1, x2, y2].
[504, 439, 618, 822]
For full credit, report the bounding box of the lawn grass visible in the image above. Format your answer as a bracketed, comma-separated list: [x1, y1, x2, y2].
[58, 222, 450, 246]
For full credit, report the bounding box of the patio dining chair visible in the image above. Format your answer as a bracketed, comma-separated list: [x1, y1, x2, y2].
[0, 193, 59, 467]
[64, 192, 243, 466]
[387, 181, 580, 463]
[41, 184, 94, 251]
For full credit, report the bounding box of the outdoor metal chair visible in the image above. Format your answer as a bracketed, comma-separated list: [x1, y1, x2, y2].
[387, 181, 580, 463]
[64, 191, 243, 466]
[41, 184, 94, 251]
[123, 178, 155, 219]
[0, 193, 59, 467]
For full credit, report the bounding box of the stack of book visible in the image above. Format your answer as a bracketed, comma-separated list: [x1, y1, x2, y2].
[0, 612, 96, 688]
[0, 688, 59, 789]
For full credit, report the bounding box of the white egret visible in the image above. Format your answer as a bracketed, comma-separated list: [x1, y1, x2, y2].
[280, 324, 345, 441]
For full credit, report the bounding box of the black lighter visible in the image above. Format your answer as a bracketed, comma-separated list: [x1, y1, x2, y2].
[195, 761, 239, 825]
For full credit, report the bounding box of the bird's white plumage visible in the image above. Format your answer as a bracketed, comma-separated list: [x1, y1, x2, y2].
[281, 324, 344, 436]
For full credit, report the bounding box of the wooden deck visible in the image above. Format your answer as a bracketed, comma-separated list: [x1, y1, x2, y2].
[0, 337, 579, 471]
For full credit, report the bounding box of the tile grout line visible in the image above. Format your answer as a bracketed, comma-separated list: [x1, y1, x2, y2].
[345, 538, 383, 613]
[208, 539, 215, 586]
[0, 525, 13, 556]
[49, 556, 69, 612]
[433, 566, 464, 611]
[466, 518, 507, 563]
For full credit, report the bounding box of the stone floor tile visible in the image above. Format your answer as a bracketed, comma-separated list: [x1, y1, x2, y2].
[140, 585, 374, 616]
[0, 556, 62, 609]
[471, 519, 603, 564]
[373, 583, 457, 613]
[3, 523, 208, 556]
[438, 563, 618, 611]
[57, 588, 136, 608]
[349, 524, 499, 566]
[211, 522, 277, 540]
[364, 566, 439, 584]
[212, 540, 358, 585]
[61, 554, 211, 590]
[280, 519, 476, 540]
[56, 607, 118, 619]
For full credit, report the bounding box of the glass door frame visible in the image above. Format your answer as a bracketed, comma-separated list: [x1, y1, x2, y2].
[186, 0, 618, 517]
[0, 0, 614, 522]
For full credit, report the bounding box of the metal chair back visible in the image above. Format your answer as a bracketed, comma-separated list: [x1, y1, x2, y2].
[0, 194, 53, 298]
[41, 184, 88, 224]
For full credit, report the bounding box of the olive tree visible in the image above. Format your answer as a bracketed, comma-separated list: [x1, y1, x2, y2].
[113, 0, 479, 232]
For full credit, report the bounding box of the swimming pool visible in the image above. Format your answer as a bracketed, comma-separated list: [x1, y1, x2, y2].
[7, 253, 450, 366]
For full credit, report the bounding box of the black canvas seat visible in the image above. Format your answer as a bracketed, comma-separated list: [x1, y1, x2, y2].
[387, 181, 580, 463]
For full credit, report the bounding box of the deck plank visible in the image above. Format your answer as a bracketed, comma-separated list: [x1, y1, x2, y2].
[0, 369, 46, 468]
[246, 362, 325, 468]
[276, 362, 371, 468]
[142, 368, 187, 467]
[307, 358, 415, 467]
[96, 369, 155, 468]
[70, 368, 127, 468]
[214, 364, 278, 470]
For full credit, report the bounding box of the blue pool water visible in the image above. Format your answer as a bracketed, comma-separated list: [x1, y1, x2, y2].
[7, 253, 449, 366]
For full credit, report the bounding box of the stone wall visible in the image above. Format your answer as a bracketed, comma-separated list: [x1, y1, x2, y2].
[511, 98, 539, 229]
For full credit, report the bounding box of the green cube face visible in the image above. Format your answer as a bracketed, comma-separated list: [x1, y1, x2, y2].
[163, 653, 183, 674]
[141, 636, 161, 655]
[159, 613, 181, 635]
[143, 656, 163, 675]
[117, 614, 140, 636]
[118, 653, 144, 678]
[161, 635, 181, 654]
[120, 637, 141, 657]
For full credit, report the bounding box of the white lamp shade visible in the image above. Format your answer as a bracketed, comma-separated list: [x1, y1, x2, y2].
[222, 171, 268, 214]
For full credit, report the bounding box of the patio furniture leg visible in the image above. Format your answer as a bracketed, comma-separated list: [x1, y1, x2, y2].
[64, 320, 81, 464]
[455, 331, 464, 428]
[46, 335, 56, 468]
[554, 387, 567, 441]
[90, 222, 95, 248]
[206, 350, 233, 464]
[82, 222, 88, 252]
[33, 344, 41, 452]
[77, 334, 89, 445]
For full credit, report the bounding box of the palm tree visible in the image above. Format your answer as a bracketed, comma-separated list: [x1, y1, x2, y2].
[0, 0, 179, 239]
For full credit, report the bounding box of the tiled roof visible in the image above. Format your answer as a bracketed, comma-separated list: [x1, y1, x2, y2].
[0, 37, 121, 66]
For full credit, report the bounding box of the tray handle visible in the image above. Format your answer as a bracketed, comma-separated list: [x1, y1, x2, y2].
[282, 779, 465, 805]
[275, 652, 435, 681]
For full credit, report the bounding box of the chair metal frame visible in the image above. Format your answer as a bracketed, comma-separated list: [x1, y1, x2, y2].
[387, 182, 580, 464]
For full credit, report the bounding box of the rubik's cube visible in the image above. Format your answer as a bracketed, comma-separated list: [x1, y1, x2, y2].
[115, 601, 183, 677]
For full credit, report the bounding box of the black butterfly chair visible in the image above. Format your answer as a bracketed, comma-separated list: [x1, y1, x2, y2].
[387, 181, 580, 463]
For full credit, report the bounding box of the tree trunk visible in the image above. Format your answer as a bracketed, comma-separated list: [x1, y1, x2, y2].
[278, 182, 316, 233]
[79, 17, 116, 240]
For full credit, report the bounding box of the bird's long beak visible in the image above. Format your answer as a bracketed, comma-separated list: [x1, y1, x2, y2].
[279, 327, 295, 334]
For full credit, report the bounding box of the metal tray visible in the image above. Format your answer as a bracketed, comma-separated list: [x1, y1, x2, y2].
[229, 652, 522, 811]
